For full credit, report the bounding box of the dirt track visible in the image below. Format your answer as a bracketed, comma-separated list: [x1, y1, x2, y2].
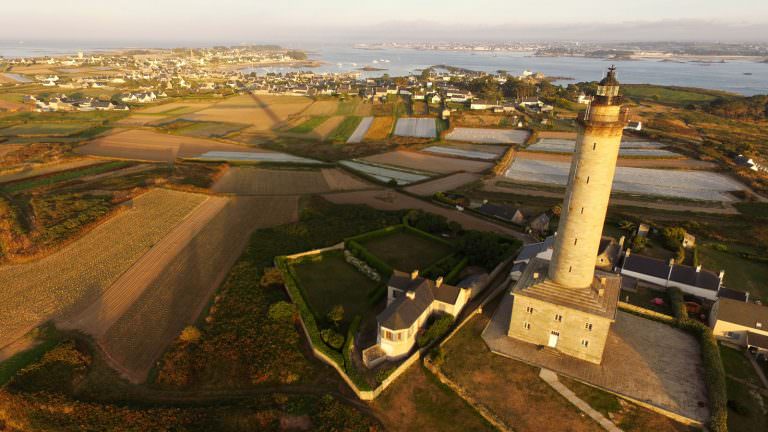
[362, 151, 493, 174]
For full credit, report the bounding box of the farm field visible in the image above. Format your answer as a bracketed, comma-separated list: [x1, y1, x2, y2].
[359, 230, 453, 272]
[504, 158, 745, 201]
[364, 116, 395, 141]
[157, 119, 248, 138]
[194, 150, 321, 164]
[404, 172, 482, 196]
[0, 188, 207, 350]
[0, 123, 94, 137]
[327, 116, 362, 142]
[57, 195, 230, 337]
[394, 118, 437, 138]
[98, 195, 301, 383]
[76, 129, 263, 162]
[339, 160, 433, 185]
[312, 115, 346, 140]
[0, 157, 102, 183]
[346, 116, 373, 144]
[291, 250, 379, 330]
[446, 127, 529, 144]
[514, 150, 717, 170]
[184, 94, 312, 130]
[115, 114, 162, 126]
[136, 101, 215, 115]
[421, 145, 500, 160]
[362, 151, 493, 174]
[527, 138, 681, 158]
[288, 116, 329, 134]
[211, 167, 371, 195]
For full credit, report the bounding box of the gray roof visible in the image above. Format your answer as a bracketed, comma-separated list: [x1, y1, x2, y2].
[717, 288, 748, 302]
[747, 332, 768, 350]
[716, 298, 768, 330]
[622, 254, 670, 279]
[379, 271, 462, 331]
[516, 236, 555, 262]
[623, 253, 720, 292]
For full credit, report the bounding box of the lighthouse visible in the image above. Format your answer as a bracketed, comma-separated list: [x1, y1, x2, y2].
[506, 67, 626, 364]
[548, 66, 627, 288]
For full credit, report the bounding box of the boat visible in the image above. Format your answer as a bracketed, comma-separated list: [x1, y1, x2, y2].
[744, 72, 753, 75]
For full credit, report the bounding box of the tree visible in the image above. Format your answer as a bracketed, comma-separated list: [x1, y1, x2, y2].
[327, 305, 344, 328]
[179, 326, 201, 343]
[260, 267, 284, 289]
[457, 231, 513, 269]
[268, 301, 296, 323]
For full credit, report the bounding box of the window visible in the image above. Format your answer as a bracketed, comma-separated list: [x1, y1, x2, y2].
[593, 142, 597, 150]
[554, 314, 563, 322]
[574, 238, 578, 246]
[384, 330, 393, 341]
[568, 266, 572, 273]
[585, 322, 593, 331]
[580, 207, 584, 214]
[523, 321, 531, 330]
[586, 176, 590, 184]
[581, 339, 590, 348]
[526, 306, 534, 314]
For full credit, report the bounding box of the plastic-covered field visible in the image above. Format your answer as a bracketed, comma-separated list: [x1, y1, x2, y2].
[346, 116, 374, 144]
[503, 159, 745, 201]
[446, 127, 530, 144]
[195, 151, 321, 164]
[393, 118, 437, 138]
[422, 146, 500, 160]
[527, 139, 679, 157]
[339, 160, 432, 185]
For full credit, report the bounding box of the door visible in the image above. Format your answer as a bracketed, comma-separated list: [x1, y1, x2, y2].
[548, 331, 560, 348]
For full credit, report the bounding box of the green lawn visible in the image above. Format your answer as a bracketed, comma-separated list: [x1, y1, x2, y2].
[698, 245, 768, 301]
[719, 344, 762, 386]
[622, 84, 732, 106]
[360, 230, 454, 272]
[289, 116, 329, 134]
[726, 376, 768, 432]
[328, 116, 361, 142]
[291, 250, 380, 328]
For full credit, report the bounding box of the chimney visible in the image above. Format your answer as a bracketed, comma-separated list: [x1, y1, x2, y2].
[719, 270, 725, 281]
[696, 265, 701, 273]
[619, 235, 625, 247]
[746, 292, 750, 303]
[598, 277, 606, 297]
[411, 270, 419, 280]
[436, 276, 444, 288]
[625, 248, 631, 257]
[533, 272, 540, 279]
[669, 258, 675, 266]
[406, 291, 416, 300]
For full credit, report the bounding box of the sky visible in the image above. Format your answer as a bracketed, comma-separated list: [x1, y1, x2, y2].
[1, 0, 767, 43]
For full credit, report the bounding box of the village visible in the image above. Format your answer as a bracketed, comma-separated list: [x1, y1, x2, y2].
[1, 42, 768, 432]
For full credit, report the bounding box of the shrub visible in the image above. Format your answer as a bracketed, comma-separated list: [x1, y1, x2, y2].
[327, 305, 345, 329]
[711, 243, 729, 252]
[375, 367, 394, 384]
[662, 226, 687, 250]
[179, 326, 202, 343]
[320, 328, 345, 350]
[457, 230, 519, 270]
[631, 235, 647, 251]
[268, 301, 296, 323]
[259, 267, 284, 288]
[417, 314, 454, 347]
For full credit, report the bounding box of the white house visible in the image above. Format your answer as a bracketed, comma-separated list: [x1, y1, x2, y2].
[365, 270, 471, 366]
[619, 250, 723, 301]
[710, 297, 768, 354]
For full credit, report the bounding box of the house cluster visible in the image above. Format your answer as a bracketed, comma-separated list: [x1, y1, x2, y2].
[25, 94, 129, 112]
[508, 227, 768, 357]
[473, 200, 552, 236]
[735, 154, 768, 173]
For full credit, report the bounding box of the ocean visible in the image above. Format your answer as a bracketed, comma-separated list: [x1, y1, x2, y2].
[2, 41, 766, 95]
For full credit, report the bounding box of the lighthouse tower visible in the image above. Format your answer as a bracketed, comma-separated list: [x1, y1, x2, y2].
[506, 67, 626, 365]
[548, 66, 626, 288]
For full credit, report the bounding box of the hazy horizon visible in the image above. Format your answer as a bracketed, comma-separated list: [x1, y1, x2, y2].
[1, 1, 767, 43]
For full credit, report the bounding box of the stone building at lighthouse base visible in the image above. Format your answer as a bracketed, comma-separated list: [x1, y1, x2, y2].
[507, 258, 620, 364]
